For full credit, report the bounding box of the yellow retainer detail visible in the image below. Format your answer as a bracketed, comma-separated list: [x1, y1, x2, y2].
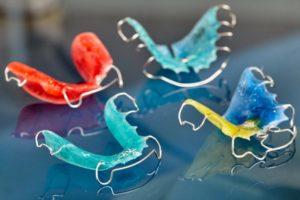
[182, 99, 261, 140]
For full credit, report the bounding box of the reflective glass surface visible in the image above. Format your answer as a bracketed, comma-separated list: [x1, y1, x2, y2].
[0, 1, 300, 199]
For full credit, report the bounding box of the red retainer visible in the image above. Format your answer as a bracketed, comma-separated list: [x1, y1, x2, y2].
[5, 32, 122, 108]
[72, 32, 113, 84]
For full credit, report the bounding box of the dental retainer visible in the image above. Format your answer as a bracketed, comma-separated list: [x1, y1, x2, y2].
[178, 67, 297, 160]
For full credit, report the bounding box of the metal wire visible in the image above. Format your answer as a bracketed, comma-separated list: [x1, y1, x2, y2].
[4, 67, 27, 87]
[95, 135, 162, 185]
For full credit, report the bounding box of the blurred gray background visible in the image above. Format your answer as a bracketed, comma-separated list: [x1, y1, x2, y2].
[0, 0, 300, 60]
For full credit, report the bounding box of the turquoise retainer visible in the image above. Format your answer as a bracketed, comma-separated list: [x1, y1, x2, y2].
[118, 5, 236, 87]
[35, 93, 162, 185]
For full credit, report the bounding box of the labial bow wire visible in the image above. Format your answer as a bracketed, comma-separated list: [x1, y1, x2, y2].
[178, 67, 297, 160]
[117, 4, 236, 88]
[5, 32, 123, 108]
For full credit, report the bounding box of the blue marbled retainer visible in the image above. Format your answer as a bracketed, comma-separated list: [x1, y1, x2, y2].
[223, 67, 288, 129]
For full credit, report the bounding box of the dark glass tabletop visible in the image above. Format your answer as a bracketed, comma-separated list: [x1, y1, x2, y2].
[0, 1, 299, 200]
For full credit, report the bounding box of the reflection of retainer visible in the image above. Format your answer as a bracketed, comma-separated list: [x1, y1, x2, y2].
[35, 92, 162, 186]
[117, 4, 236, 88]
[96, 159, 160, 196]
[66, 126, 106, 137]
[137, 77, 231, 118]
[230, 141, 296, 175]
[19, 126, 105, 139]
[40, 194, 65, 200]
[178, 67, 297, 160]
[5, 64, 123, 108]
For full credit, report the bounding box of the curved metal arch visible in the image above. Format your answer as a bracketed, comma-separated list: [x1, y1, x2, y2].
[63, 65, 123, 108]
[95, 135, 162, 185]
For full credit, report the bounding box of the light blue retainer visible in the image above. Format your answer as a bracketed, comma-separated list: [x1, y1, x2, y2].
[118, 4, 236, 88]
[35, 93, 162, 185]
